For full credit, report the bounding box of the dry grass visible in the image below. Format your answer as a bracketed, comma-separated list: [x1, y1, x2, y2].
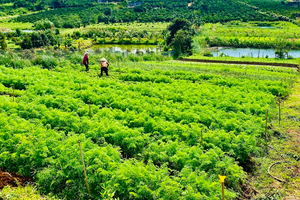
[0, 185, 59, 200]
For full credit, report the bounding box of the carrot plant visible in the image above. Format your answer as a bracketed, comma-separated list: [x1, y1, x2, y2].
[0, 51, 298, 199]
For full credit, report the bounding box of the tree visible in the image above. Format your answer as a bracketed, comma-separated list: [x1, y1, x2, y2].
[20, 35, 33, 49]
[15, 28, 22, 37]
[34, 18, 54, 30]
[160, 2, 163, 9]
[0, 32, 7, 50]
[170, 29, 192, 57]
[273, 38, 288, 59]
[55, 29, 60, 35]
[166, 18, 193, 45]
[104, 7, 112, 16]
[127, 30, 135, 41]
[121, 0, 128, 7]
[164, 18, 195, 56]
[118, 30, 126, 42]
[143, 2, 152, 12]
[31, 32, 44, 47]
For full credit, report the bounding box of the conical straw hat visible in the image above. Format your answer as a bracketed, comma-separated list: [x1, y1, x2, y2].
[100, 57, 107, 62]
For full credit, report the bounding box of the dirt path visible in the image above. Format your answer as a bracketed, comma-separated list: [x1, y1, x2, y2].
[178, 58, 300, 72]
[273, 79, 300, 198]
[247, 79, 300, 199]
[0, 169, 33, 189]
[0, 10, 41, 21]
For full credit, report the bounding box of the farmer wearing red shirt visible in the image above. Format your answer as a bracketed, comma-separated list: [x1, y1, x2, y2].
[82, 51, 89, 72]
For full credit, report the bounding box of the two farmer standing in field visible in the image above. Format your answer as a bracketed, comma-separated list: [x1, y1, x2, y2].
[82, 51, 109, 76]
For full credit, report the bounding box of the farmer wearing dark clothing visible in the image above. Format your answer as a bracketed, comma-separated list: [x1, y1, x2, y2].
[100, 57, 109, 76]
[82, 51, 89, 72]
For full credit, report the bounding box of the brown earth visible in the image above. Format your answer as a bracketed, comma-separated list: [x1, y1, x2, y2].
[178, 58, 300, 73]
[283, 197, 300, 200]
[0, 169, 33, 189]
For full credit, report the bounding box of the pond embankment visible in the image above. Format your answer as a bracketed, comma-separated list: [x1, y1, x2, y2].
[178, 58, 300, 73]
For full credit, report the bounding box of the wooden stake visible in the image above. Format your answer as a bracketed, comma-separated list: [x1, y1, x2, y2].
[78, 140, 91, 196]
[264, 109, 269, 139]
[221, 182, 225, 200]
[218, 175, 226, 200]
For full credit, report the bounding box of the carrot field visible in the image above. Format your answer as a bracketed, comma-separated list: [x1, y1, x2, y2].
[0, 50, 298, 199]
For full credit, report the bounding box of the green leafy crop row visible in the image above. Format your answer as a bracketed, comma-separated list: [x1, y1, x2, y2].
[0, 55, 298, 199]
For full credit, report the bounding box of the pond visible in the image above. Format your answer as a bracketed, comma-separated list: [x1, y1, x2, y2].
[255, 26, 276, 29]
[89, 44, 163, 54]
[21, 30, 34, 33]
[211, 47, 300, 58]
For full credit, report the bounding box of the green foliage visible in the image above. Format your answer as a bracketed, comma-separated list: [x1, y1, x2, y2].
[14, 0, 281, 26]
[20, 31, 57, 49]
[0, 31, 7, 50]
[33, 55, 58, 69]
[0, 53, 30, 69]
[203, 51, 214, 57]
[0, 185, 59, 200]
[166, 18, 194, 56]
[15, 28, 22, 37]
[0, 50, 298, 199]
[167, 18, 193, 45]
[34, 18, 54, 30]
[0, 3, 28, 16]
[243, 0, 300, 19]
[20, 35, 33, 49]
[170, 30, 193, 57]
[196, 22, 300, 54]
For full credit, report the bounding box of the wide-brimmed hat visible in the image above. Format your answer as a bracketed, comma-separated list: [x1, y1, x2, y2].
[100, 57, 107, 62]
[85, 51, 89, 55]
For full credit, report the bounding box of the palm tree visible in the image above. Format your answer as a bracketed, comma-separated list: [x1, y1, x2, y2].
[153, 32, 161, 43]
[111, 30, 117, 41]
[118, 30, 126, 43]
[127, 30, 135, 42]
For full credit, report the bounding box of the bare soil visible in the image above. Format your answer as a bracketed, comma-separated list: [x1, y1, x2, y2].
[178, 58, 300, 72]
[0, 169, 33, 189]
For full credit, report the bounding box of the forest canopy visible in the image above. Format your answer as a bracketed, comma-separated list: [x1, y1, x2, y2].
[11, 0, 288, 26]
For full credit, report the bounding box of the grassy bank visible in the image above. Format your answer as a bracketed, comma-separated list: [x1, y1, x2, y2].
[186, 54, 300, 65]
[248, 78, 300, 199]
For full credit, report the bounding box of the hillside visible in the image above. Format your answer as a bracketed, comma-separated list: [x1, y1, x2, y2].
[242, 0, 300, 19]
[2, 0, 291, 26]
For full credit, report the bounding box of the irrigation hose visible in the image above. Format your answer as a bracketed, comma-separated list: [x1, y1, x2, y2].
[267, 161, 291, 183]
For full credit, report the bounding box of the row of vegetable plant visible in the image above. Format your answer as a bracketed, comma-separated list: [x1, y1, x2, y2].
[0, 51, 298, 199]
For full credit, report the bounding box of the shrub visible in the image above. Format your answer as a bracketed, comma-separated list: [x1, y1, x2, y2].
[34, 18, 54, 30]
[33, 55, 58, 69]
[203, 51, 214, 57]
[0, 53, 30, 69]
